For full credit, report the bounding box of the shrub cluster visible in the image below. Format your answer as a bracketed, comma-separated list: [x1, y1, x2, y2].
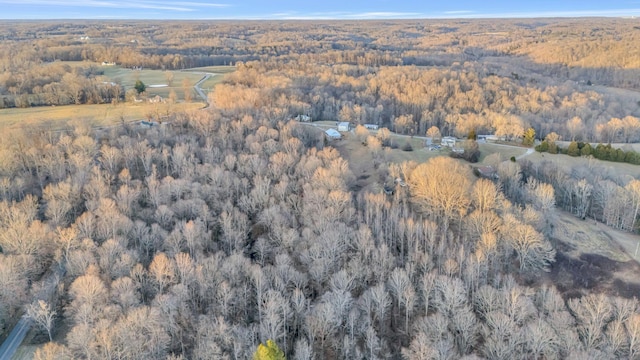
[536, 141, 640, 164]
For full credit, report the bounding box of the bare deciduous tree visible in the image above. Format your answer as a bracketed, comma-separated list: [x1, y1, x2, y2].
[26, 300, 56, 341]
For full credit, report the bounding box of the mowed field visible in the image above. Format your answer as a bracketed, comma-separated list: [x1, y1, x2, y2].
[0, 102, 204, 130]
[183, 66, 236, 94]
[184, 65, 236, 74]
[100, 66, 205, 101]
[524, 151, 640, 178]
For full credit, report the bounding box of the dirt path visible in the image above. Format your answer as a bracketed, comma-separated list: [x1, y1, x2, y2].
[517, 147, 534, 160]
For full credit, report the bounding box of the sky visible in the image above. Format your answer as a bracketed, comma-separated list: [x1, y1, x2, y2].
[2, 0, 640, 20]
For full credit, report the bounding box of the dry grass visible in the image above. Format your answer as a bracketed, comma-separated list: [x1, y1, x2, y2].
[184, 65, 236, 74]
[0, 102, 203, 130]
[524, 151, 640, 179]
[547, 210, 640, 299]
[553, 211, 632, 262]
[312, 121, 530, 165]
[11, 344, 38, 360]
[478, 143, 528, 162]
[101, 67, 202, 87]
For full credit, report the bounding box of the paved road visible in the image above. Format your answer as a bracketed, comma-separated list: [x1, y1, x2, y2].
[191, 72, 217, 107]
[0, 267, 64, 360]
[0, 317, 30, 360]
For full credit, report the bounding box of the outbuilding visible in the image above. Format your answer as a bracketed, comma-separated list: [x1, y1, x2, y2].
[338, 122, 351, 132]
[325, 128, 342, 140]
[441, 136, 456, 147]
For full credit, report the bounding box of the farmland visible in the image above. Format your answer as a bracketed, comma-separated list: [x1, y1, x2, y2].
[99, 65, 206, 101]
[0, 102, 203, 130]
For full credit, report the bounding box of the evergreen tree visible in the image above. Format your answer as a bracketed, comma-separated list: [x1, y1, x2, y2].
[523, 127, 536, 146]
[594, 143, 605, 159]
[580, 143, 592, 156]
[625, 151, 638, 164]
[535, 140, 549, 153]
[134, 80, 146, 95]
[253, 340, 286, 360]
[567, 141, 580, 157]
[467, 128, 477, 140]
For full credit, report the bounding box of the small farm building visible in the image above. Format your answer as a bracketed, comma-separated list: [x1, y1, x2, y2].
[441, 136, 456, 147]
[338, 122, 351, 132]
[325, 128, 342, 140]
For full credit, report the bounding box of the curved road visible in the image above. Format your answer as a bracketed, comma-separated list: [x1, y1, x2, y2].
[192, 72, 218, 107]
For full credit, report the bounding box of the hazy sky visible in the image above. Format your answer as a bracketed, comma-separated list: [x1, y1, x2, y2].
[2, 0, 640, 19]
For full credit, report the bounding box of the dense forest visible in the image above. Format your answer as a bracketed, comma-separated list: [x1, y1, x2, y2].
[1, 19, 640, 360]
[2, 88, 638, 360]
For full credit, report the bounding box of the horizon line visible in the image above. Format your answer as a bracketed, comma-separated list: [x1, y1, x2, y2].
[0, 15, 637, 21]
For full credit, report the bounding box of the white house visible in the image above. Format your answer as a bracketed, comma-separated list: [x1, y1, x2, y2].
[295, 114, 311, 122]
[325, 128, 342, 140]
[441, 136, 456, 148]
[364, 124, 379, 130]
[338, 122, 350, 132]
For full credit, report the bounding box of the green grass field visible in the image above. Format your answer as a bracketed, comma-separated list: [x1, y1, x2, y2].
[0, 102, 204, 130]
[184, 65, 236, 74]
[99, 66, 205, 101]
[198, 74, 227, 95]
[0, 62, 234, 132]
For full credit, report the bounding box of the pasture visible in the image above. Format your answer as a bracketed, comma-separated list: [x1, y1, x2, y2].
[99, 66, 205, 101]
[0, 102, 203, 130]
[524, 151, 640, 179]
[184, 65, 237, 74]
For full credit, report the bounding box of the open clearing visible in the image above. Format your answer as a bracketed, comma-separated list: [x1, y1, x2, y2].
[99, 65, 204, 101]
[183, 65, 236, 74]
[478, 143, 527, 162]
[546, 211, 640, 299]
[311, 121, 531, 167]
[315, 123, 534, 194]
[0, 102, 204, 130]
[524, 151, 640, 179]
